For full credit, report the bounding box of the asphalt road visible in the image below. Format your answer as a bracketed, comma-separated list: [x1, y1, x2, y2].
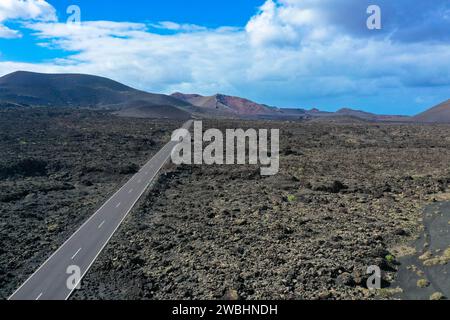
[9, 120, 192, 300]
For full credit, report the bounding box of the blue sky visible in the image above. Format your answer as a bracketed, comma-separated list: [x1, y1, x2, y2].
[49, 1, 265, 28]
[0, 0, 449, 115]
[0, 1, 265, 62]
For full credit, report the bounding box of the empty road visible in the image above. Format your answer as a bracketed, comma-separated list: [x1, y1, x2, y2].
[9, 120, 192, 300]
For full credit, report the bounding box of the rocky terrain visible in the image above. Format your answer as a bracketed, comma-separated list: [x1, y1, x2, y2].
[72, 119, 450, 300]
[0, 107, 182, 299]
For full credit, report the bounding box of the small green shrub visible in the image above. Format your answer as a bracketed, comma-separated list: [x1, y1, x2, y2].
[385, 254, 396, 263]
[287, 195, 296, 203]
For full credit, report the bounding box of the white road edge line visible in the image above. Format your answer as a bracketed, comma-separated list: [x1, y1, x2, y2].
[65, 137, 186, 300]
[7, 120, 192, 301]
[71, 248, 82, 260]
[8, 161, 140, 299]
[65, 120, 192, 300]
[36, 292, 43, 300]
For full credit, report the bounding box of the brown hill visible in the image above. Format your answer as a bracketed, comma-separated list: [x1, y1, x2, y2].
[171, 92, 280, 117]
[0, 71, 191, 119]
[413, 99, 450, 123]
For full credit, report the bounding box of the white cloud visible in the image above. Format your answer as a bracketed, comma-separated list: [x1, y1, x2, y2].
[0, 0, 56, 38]
[0, 24, 21, 38]
[246, 0, 333, 47]
[150, 21, 208, 32]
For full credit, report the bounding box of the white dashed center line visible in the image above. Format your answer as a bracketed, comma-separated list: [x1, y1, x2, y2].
[116, 202, 121, 208]
[128, 189, 133, 194]
[71, 248, 82, 260]
[36, 292, 43, 300]
[98, 220, 105, 229]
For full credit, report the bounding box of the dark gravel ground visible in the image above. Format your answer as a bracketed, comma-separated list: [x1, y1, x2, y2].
[72, 119, 450, 300]
[0, 107, 181, 299]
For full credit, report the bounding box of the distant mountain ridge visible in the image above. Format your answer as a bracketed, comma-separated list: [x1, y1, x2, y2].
[0, 71, 447, 123]
[335, 108, 410, 122]
[171, 92, 411, 122]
